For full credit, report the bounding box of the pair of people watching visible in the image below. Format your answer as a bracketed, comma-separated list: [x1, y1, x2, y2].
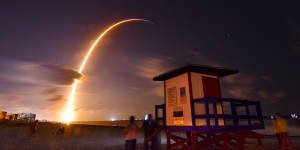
[123, 114, 160, 150]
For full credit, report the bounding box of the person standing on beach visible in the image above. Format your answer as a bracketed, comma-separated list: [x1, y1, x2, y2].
[142, 114, 161, 150]
[123, 116, 139, 150]
[272, 113, 292, 149]
[30, 120, 38, 136]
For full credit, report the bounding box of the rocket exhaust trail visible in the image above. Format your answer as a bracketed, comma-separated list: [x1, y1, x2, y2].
[62, 19, 151, 123]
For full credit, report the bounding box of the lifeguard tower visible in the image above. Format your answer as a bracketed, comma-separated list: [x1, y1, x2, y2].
[154, 64, 264, 150]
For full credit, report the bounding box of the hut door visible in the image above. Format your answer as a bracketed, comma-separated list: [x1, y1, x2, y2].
[202, 77, 221, 98]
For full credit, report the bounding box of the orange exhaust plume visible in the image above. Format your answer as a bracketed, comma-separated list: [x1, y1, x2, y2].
[61, 19, 151, 123]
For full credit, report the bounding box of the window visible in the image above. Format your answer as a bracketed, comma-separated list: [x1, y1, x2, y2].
[180, 87, 186, 97]
[208, 103, 214, 114]
[194, 102, 206, 115]
[179, 87, 187, 104]
[195, 119, 207, 126]
[173, 111, 183, 117]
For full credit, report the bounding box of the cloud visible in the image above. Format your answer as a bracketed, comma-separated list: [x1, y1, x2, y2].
[222, 73, 285, 102]
[40, 87, 68, 116]
[140, 85, 164, 97]
[76, 91, 96, 96]
[40, 102, 65, 114]
[152, 85, 164, 97]
[14, 105, 31, 112]
[272, 91, 285, 99]
[225, 86, 285, 102]
[135, 57, 171, 79]
[0, 58, 83, 119]
[38, 64, 83, 86]
[41, 94, 67, 113]
[226, 86, 255, 99]
[258, 91, 285, 100]
[47, 94, 66, 102]
[223, 73, 257, 85]
[134, 57, 172, 97]
[0, 59, 83, 86]
[96, 101, 104, 105]
[0, 94, 21, 102]
[41, 88, 59, 95]
[6, 95, 21, 101]
[223, 74, 273, 85]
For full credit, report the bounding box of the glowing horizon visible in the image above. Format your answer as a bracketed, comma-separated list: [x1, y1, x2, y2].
[61, 19, 150, 123]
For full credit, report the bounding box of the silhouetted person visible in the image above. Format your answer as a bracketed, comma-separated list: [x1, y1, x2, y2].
[30, 120, 38, 136]
[57, 126, 65, 135]
[142, 114, 161, 150]
[273, 113, 292, 149]
[123, 116, 138, 150]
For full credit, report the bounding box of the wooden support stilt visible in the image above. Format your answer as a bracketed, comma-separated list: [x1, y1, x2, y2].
[166, 130, 264, 150]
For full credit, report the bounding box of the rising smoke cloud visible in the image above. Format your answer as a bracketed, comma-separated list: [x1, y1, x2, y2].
[0, 59, 83, 86]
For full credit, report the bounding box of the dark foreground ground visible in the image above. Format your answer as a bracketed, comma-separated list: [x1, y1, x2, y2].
[0, 120, 299, 150]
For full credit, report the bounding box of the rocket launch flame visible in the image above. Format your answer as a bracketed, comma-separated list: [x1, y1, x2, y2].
[61, 19, 150, 123]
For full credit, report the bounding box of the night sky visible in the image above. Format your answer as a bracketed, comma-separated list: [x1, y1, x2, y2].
[0, 1, 299, 121]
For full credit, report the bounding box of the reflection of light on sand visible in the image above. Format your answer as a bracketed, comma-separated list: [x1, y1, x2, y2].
[61, 19, 151, 124]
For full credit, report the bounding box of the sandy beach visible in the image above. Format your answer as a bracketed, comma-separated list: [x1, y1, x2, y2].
[0, 119, 299, 150]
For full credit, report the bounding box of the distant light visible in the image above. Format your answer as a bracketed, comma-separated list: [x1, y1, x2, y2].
[145, 114, 149, 120]
[291, 113, 298, 119]
[110, 117, 116, 121]
[270, 115, 275, 119]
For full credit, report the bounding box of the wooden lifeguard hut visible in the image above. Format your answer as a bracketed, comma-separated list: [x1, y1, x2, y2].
[154, 64, 264, 150]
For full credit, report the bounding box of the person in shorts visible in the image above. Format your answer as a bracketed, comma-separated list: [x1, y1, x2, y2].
[123, 116, 139, 150]
[273, 113, 292, 149]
